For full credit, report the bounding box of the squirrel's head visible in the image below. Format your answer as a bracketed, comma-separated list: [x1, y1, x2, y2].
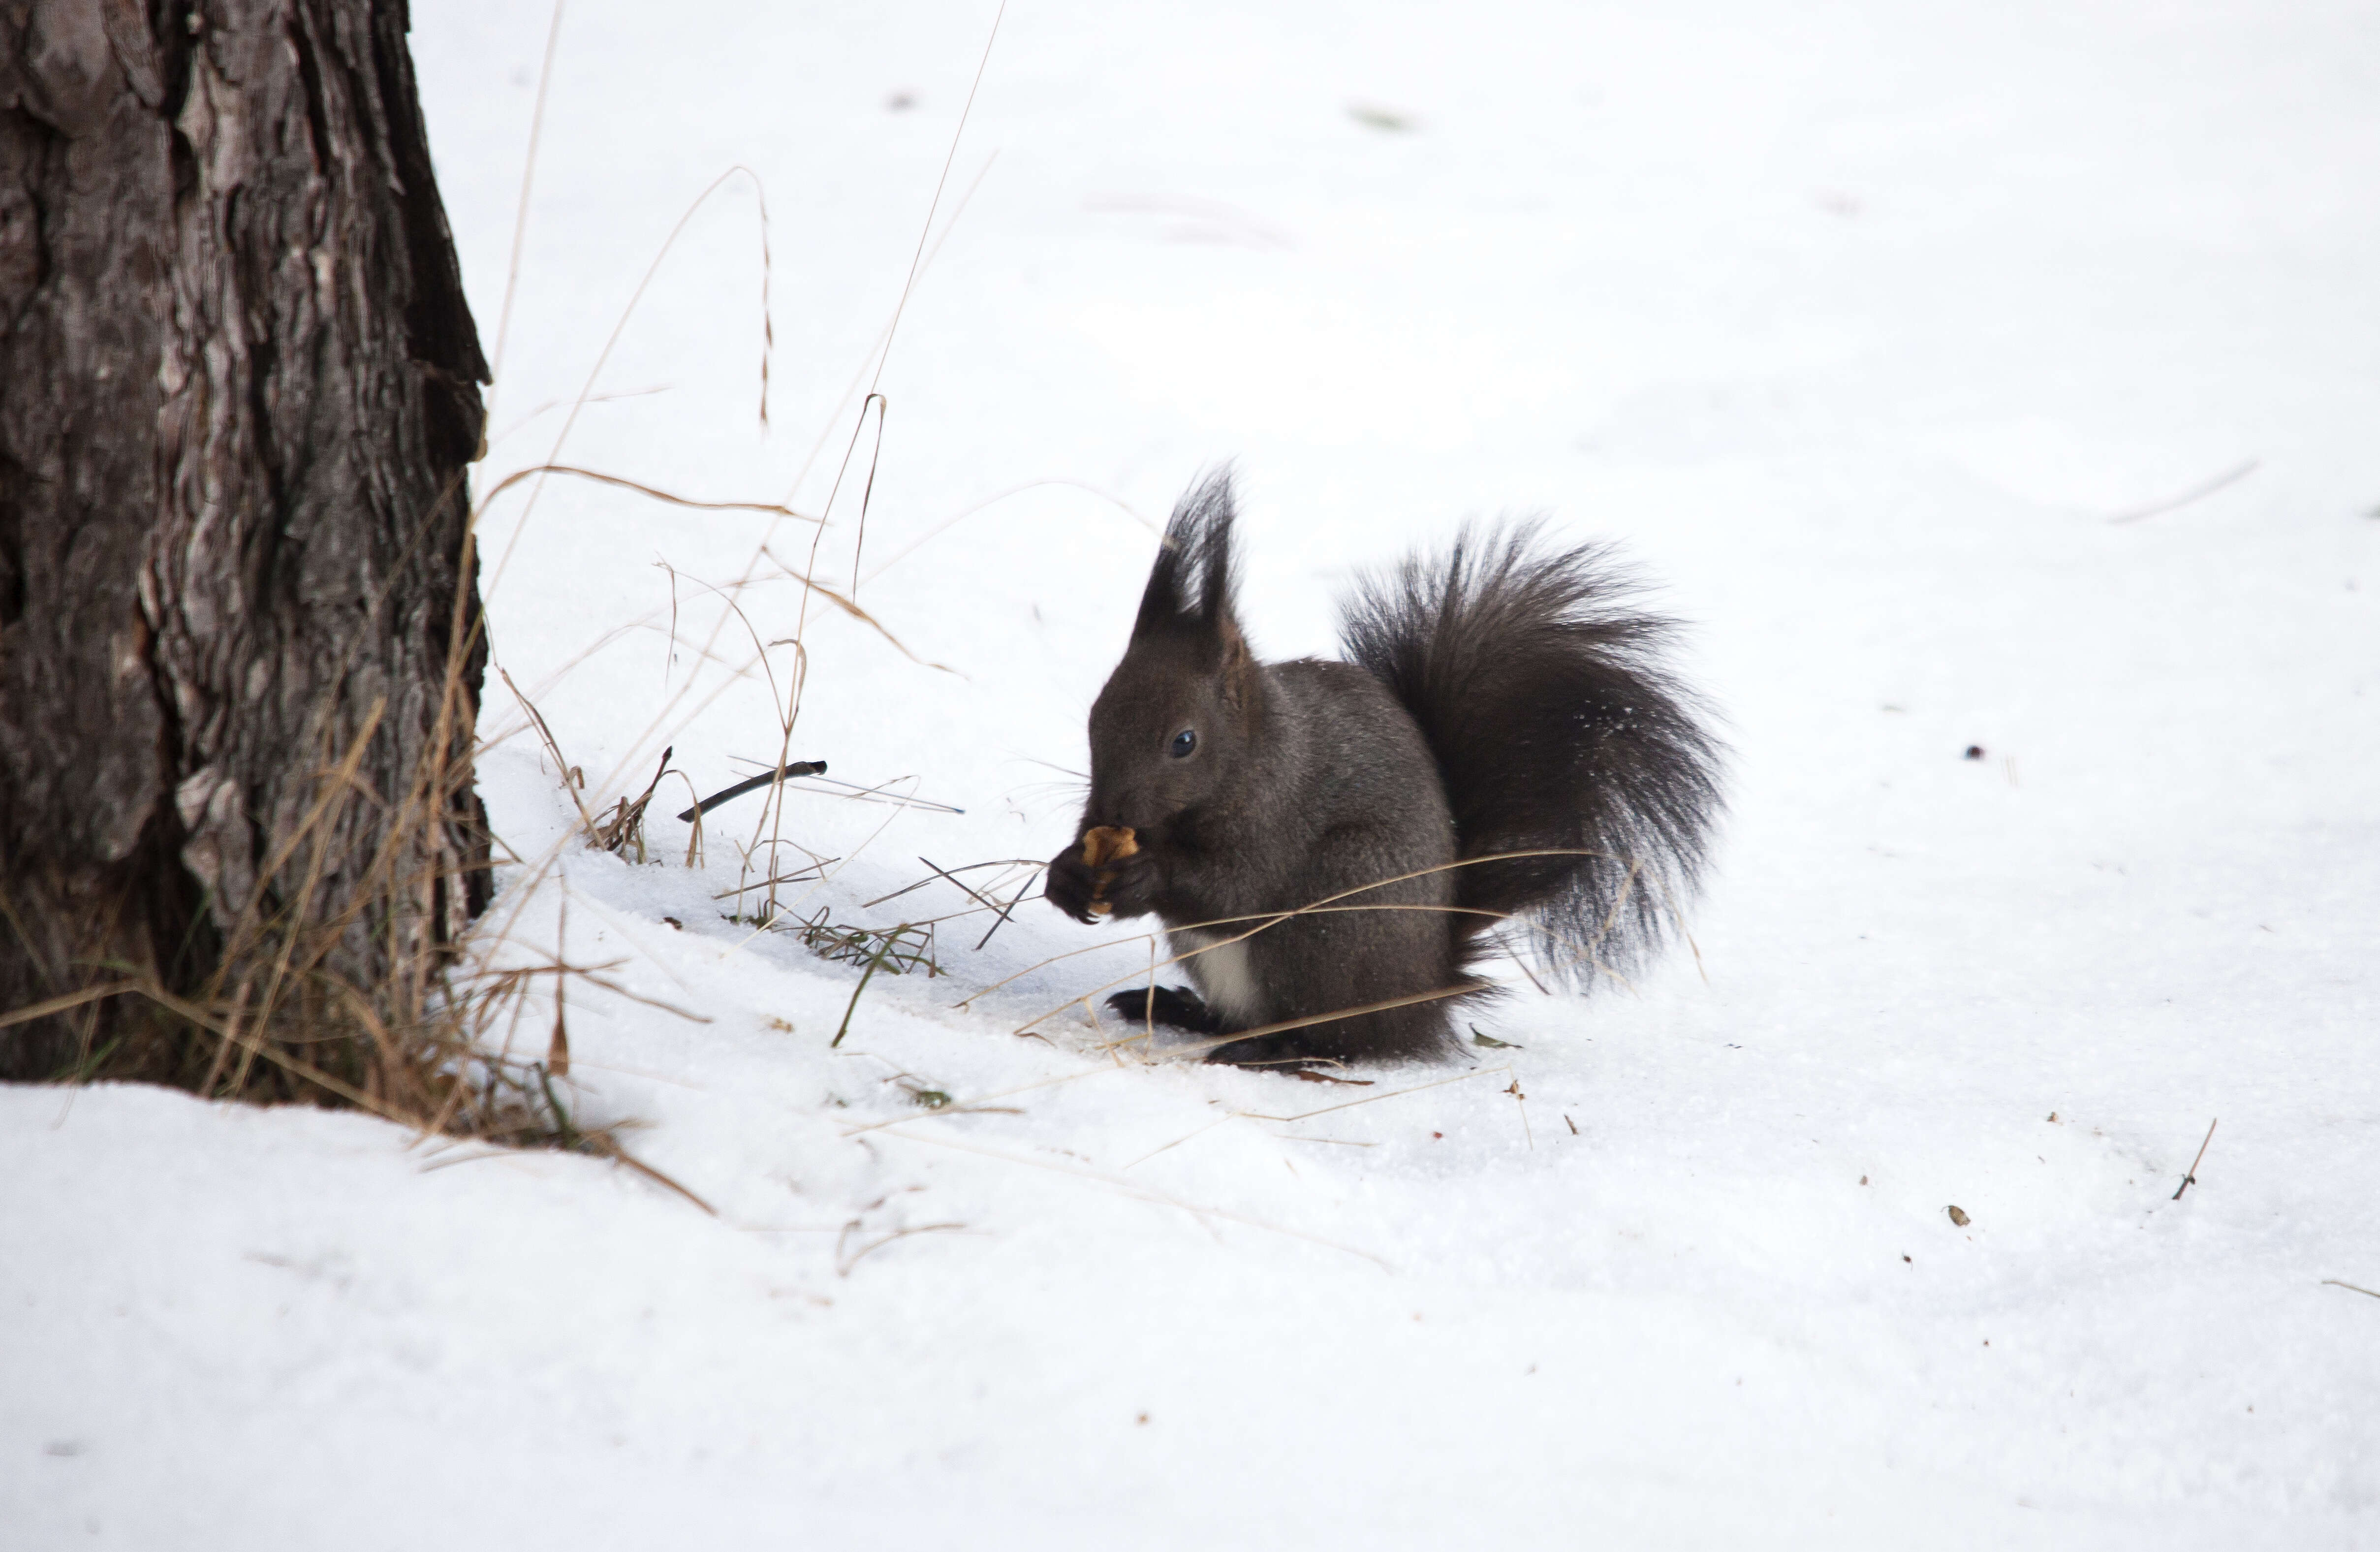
[1083, 472, 1259, 833]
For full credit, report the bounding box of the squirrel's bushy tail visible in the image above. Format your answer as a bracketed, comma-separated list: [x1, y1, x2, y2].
[1338, 522, 1723, 986]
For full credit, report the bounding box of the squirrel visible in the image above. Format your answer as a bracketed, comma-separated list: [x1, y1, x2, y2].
[1042, 471, 1723, 1067]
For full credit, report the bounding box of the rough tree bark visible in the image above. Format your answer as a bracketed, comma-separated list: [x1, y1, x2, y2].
[0, 0, 489, 1089]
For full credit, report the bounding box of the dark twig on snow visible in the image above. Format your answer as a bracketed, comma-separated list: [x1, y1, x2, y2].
[675, 760, 827, 823]
[2171, 1116, 2218, 1201]
[2107, 460, 2259, 525]
[918, 856, 1003, 916]
[973, 867, 1042, 953]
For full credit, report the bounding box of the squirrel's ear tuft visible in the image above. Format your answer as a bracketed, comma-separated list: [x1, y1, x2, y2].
[1133, 466, 1242, 645]
[1132, 535, 1188, 636]
[1217, 611, 1256, 708]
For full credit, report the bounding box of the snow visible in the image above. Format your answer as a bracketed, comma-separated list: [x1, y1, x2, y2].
[7, 0, 2379, 1543]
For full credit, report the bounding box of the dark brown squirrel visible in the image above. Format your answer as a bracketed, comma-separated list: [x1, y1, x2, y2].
[1043, 471, 1723, 1067]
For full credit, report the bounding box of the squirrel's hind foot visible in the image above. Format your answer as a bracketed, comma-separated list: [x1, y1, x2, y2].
[1103, 985, 1220, 1033]
[1201, 1032, 1317, 1070]
[1103, 992, 1341, 1072]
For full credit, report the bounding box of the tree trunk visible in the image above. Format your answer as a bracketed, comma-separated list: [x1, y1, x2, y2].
[0, 0, 490, 1093]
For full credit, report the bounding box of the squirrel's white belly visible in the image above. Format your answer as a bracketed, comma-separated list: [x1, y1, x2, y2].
[1171, 927, 1262, 1024]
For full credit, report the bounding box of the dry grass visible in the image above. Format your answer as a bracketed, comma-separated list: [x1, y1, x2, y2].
[15, 477, 732, 1208]
[9, 515, 557, 1141]
[1, 497, 738, 1214]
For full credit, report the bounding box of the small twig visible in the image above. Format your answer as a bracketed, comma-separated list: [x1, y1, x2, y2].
[974, 867, 1042, 953]
[863, 857, 1033, 909]
[2171, 1117, 2218, 1201]
[2107, 459, 2259, 525]
[918, 856, 1003, 916]
[676, 760, 827, 823]
[2321, 1279, 2380, 1301]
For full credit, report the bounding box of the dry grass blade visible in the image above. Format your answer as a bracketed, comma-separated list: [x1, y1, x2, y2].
[861, 0, 1006, 403]
[499, 670, 679, 865]
[1122, 1115, 1234, 1170]
[477, 463, 819, 523]
[487, 162, 783, 593]
[500, 667, 598, 832]
[863, 857, 1038, 910]
[862, 1121, 1389, 1267]
[776, 149, 1000, 511]
[594, 746, 674, 858]
[846, 393, 889, 596]
[132, 982, 410, 1123]
[761, 545, 958, 674]
[481, 0, 565, 441]
[836, 1221, 967, 1276]
[862, 477, 1155, 584]
[0, 983, 134, 1032]
[1232, 1065, 1508, 1125]
[917, 856, 1004, 915]
[713, 865, 830, 901]
[760, 769, 964, 814]
[973, 867, 1042, 953]
[547, 899, 572, 1079]
[2171, 1117, 2218, 1201]
[826, 919, 939, 1049]
[585, 1137, 719, 1216]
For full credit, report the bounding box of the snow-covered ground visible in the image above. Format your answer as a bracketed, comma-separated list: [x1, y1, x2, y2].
[7, 0, 2378, 1543]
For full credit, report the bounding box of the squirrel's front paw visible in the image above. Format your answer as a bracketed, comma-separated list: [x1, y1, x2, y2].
[1043, 831, 1159, 923]
[1041, 847, 1104, 923]
[1091, 848, 1159, 919]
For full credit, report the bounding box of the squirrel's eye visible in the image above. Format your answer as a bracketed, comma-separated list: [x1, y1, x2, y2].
[1169, 728, 1197, 759]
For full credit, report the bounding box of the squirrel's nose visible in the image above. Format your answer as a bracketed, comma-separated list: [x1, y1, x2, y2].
[1087, 787, 1155, 834]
